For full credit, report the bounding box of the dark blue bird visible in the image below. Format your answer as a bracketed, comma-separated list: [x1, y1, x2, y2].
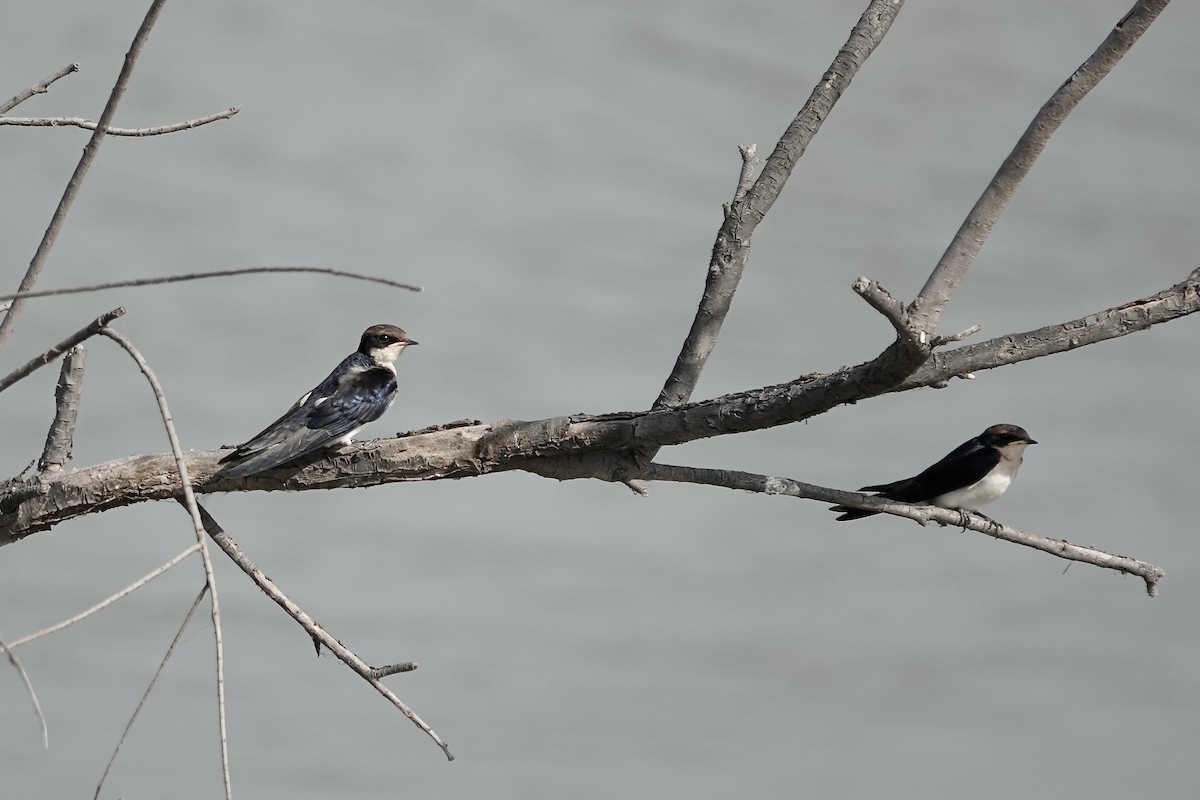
[830, 424, 1036, 521]
[219, 324, 417, 477]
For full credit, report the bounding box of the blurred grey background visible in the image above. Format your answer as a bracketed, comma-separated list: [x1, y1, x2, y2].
[2, 1, 1197, 797]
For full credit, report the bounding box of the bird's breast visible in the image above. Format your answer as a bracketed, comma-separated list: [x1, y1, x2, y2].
[932, 470, 1013, 510]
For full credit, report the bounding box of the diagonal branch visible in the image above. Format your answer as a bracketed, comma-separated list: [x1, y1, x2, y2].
[0, 0, 168, 358]
[908, 0, 1171, 333]
[188, 500, 454, 761]
[94, 587, 208, 800]
[0, 307, 124, 394]
[0, 63, 79, 114]
[7, 545, 202, 648]
[654, 0, 906, 410]
[640, 462, 1164, 596]
[0, 106, 240, 136]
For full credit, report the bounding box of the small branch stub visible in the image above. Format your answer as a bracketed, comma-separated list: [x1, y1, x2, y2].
[38, 345, 86, 473]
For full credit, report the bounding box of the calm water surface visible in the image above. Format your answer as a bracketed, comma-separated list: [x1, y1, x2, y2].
[2, 1, 1198, 798]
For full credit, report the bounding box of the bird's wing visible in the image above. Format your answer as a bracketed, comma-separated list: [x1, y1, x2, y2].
[305, 367, 397, 435]
[885, 440, 1001, 502]
[220, 367, 396, 477]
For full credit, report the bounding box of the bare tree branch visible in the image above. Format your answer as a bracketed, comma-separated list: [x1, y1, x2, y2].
[188, 500, 454, 761]
[908, 0, 1171, 332]
[897, 266, 1200, 391]
[0, 0, 168, 358]
[7, 545, 202, 648]
[0, 63, 79, 114]
[729, 143, 759, 204]
[640, 463, 1164, 596]
[3, 267, 1193, 547]
[0, 266, 422, 303]
[654, 0, 906, 411]
[38, 345, 85, 473]
[95, 326, 231, 800]
[0, 106, 241, 136]
[0, 308, 124, 394]
[94, 588, 208, 800]
[0, 631, 48, 748]
[852, 278, 923, 347]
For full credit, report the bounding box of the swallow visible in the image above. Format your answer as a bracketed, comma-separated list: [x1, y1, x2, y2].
[830, 424, 1036, 522]
[219, 324, 417, 478]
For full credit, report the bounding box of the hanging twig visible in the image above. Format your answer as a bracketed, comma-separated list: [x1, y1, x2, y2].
[96, 325, 232, 800]
[0, 631, 48, 748]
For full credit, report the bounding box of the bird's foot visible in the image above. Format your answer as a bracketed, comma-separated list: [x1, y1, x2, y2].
[968, 510, 1003, 534]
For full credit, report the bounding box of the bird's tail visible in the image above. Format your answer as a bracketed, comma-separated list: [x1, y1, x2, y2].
[828, 505, 880, 522]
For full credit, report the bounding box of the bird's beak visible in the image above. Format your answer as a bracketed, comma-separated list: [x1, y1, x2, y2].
[1026, 438, 1038, 445]
[405, 339, 418, 346]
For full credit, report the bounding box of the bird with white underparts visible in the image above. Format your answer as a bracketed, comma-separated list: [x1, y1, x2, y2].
[218, 324, 417, 478]
[830, 424, 1037, 522]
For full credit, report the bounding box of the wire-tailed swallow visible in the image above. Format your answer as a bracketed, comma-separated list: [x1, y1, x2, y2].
[219, 324, 417, 478]
[830, 424, 1036, 521]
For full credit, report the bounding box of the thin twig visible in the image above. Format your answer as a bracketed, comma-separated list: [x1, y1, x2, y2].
[38, 345, 86, 473]
[0, 307, 124, 395]
[0, 63, 79, 114]
[0, 0, 168, 359]
[0, 631, 49, 748]
[654, 0, 905, 410]
[0, 106, 241, 136]
[0, 266, 422, 302]
[909, 0, 1171, 332]
[929, 324, 982, 348]
[188, 500, 454, 761]
[94, 588, 208, 800]
[7, 544, 202, 648]
[641, 462, 1164, 596]
[97, 325, 232, 800]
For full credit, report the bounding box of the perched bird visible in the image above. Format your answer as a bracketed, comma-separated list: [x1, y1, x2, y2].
[219, 324, 417, 478]
[830, 424, 1036, 522]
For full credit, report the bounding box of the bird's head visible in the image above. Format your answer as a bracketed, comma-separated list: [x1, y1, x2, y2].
[981, 424, 1037, 459]
[358, 324, 417, 369]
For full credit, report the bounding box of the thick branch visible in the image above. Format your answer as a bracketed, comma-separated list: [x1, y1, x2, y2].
[3, 269, 1195, 543]
[654, 0, 905, 410]
[38, 345, 86, 473]
[899, 266, 1200, 390]
[640, 463, 1164, 596]
[909, 0, 1170, 332]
